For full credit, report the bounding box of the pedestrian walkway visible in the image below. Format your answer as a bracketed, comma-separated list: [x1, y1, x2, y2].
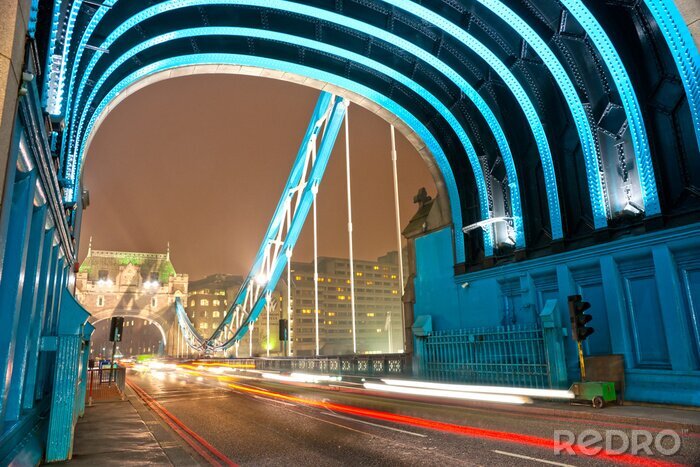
[59, 386, 201, 466]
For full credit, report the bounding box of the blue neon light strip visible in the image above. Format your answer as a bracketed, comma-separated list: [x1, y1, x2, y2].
[60, 1, 116, 172]
[643, 0, 700, 154]
[478, 0, 607, 228]
[384, 0, 562, 239]
[559, 0, 660, 215]
[64, 0, 528, 251]
[77, 54, 467, 262]
[72, 28, 500, 254]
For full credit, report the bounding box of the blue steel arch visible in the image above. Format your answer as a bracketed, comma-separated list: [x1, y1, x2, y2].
[79, 54, 469, 261]
[643, 0, 700, 154]
[70, 27, 526, 253]
[45, 0, 700, 266]
[60, 0, 568, 244]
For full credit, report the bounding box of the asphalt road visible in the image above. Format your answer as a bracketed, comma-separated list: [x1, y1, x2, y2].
[128, 367, 700, 466]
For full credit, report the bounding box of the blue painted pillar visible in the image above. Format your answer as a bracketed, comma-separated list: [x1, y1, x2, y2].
[0, 170, 37, 421]
[23, 227, 56, 410]
[35, 246, 62, 401]
[555, 265, 580, 379]
[77, 323, 94, 418]
[540, 299, 569, 388]
[652, 246, 698, 371]
[5, 204, 47, 421]
[45, 291, 90, 462]
[599, 257, 634, 368]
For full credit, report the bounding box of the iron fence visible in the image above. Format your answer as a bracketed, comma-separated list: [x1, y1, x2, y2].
[422, 324, 550, 388]
[86, 366, 126, 403]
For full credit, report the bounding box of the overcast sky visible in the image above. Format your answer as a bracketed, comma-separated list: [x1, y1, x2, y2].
[79, 74, 435, 281]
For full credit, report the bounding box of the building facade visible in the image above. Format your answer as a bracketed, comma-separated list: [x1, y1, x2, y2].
[288, 253, 404, 357]
[75, 242, 188, 356]
[185, 273, 284, 356]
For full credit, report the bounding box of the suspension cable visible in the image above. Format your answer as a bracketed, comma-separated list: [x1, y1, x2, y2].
[390, 125, 405, 353]
[344, 104, 357, 354]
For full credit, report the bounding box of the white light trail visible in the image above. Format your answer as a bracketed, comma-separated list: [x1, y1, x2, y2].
[381, 379, 574, 399]
[363, 382, 531, 405]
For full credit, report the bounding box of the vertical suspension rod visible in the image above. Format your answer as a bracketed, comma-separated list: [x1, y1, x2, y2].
[344, 105, 357, 354]
[390, 125, 405, 353]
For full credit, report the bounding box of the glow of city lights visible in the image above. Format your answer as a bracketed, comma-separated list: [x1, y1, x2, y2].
[255, 272, 269, 286]
[381, 379, 575, 399]
[363, 382, 531, 405]
[143, 280, 160, 289]
[97, 278, 113, 287]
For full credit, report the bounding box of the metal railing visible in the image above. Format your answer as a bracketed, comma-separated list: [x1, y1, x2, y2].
[214, 354, 411, 378]
[422, 324, 550, 388]
[86, 366, 126, 403]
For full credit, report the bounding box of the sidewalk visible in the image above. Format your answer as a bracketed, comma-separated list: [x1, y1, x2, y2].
[61, 387, 200, 466]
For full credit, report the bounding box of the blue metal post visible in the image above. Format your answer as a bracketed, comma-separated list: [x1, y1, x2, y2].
[77, 323, 94, 418]
[5, 204, 47, 421]
[23, 227, 56, 410]
[599, 256, 634, 368]
[0, 170, 37, 421]
[45, 291, 90, 462]
[35, 247, 62, 401]
[539, 299, 569, 388]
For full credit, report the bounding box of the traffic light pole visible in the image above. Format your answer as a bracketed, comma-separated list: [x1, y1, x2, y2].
[576, 341, 586, 381]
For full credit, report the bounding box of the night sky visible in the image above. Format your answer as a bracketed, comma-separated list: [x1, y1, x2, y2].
[79, 74, 435, 280]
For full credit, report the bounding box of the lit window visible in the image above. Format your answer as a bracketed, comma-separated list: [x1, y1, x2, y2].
[96, 296, 104, 307]
[366, 281, 374, 285]
[391, 274, 397, 279]
[356, 272, 363, 277]
[327, 312, 336, 317]
[213, 311, 220, 318]
[327, 278, 332, 283]
[200, 322, 209, 329]
[367, 313, 375, 317]
[327, 321, 332, 325]
[204, 311, 208, 318]
[213, 299, 220, 307]
[373, 266, 379, 270]
[190, 300, 195, 306]
[295, 275, 302, 281]
[338, 295, 345, 300]
[200, 299, 209, 306]
[376, 329, 382, 333]
[392, 290, 398, 295]
[346, 279, 351, 284]
[302, 309, 312, 314]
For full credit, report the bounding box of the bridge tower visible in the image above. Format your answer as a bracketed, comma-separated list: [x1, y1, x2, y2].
[75, 243, 188, 356]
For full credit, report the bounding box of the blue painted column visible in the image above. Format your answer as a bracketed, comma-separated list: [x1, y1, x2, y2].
[23, 227, 56, 410]
[556, 265, 580, 379]
[35, 246, 62, 401]
[0, 170, 37, 421]
[5, 204, 47, 421]
[45, 291, 90, 462]
[76, 323, 94, 418]
[599, 256, 634, 367]
[652, 246, 698, 371]
[540, 299, 569, 388]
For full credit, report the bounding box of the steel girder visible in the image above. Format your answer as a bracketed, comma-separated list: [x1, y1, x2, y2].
[174, 91, 346, 351]
[43, 0, 700, 268]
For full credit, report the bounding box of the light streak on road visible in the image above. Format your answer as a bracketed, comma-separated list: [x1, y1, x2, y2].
[363, 382, 531, 405]
[381, 378, 575, 399]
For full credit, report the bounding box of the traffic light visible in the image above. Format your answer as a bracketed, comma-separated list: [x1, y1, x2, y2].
[279, 319, 288, 341]
[568, 295, 594, 342]
[109, 317, 124, 342]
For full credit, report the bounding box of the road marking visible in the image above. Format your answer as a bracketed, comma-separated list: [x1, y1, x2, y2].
[252, 395, 297, 407]
[288, 410, 373, 436]
[322, 412, 427, 437]
[491, 450, 576, 466]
